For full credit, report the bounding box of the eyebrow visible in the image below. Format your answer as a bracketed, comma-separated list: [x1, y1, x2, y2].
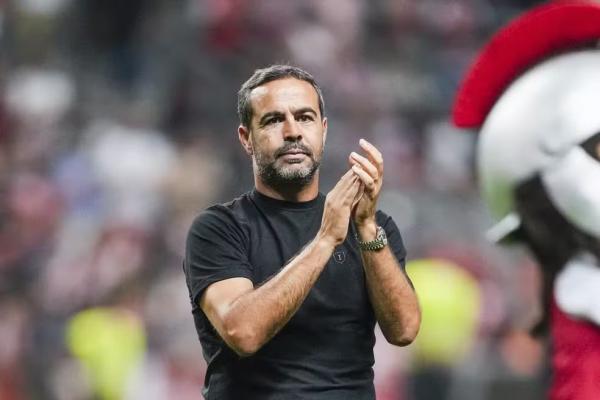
[258, 108, 318, 126]
[293, 107, 318, 118]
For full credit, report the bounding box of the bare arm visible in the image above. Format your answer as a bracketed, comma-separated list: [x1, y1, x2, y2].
[350, 139, 421, 346]
[356, 221, 420, 346]
[200, 170, 362, 356]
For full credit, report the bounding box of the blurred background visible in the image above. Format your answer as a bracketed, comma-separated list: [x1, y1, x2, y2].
[0, 0, 559, 399]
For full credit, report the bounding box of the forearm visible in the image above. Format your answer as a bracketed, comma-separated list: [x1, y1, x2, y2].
[358, 223, 421, 346]
[221, 233, 336, 355]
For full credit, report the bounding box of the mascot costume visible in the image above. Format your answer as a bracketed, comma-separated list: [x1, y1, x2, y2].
[453, 1, 600, 399]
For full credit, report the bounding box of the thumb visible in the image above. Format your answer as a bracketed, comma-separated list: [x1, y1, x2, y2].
[352, 183, 364, 209]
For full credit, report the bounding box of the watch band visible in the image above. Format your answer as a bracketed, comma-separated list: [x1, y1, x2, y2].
[356, 226, 388, 251]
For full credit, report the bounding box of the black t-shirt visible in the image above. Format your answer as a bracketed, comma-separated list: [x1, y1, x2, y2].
[183, 189, 408, 400]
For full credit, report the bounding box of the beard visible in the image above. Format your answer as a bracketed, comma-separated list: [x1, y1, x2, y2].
[254, 142, 321, 189]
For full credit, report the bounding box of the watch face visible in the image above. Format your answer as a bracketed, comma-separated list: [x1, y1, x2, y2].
[377, 227, 388, 245]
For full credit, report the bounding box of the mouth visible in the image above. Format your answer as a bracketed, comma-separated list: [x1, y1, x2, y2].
[276, 146, 312, 159]
[279, 152, 308, 163]
[279, 150, 309, 157]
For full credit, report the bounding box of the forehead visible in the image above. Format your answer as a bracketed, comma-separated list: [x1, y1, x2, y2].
[249, 78, 320, 116]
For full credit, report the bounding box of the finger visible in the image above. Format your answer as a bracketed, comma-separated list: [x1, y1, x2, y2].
[342, 168, 360, 185]
[334, 176, 360, 207]
[346, 178, 363, 204]
[352, 165, 376, 192]
[333, 169, 356, 191]
[350, 176, 362, 192]
[343, 175, 361, 196]
[333, 176, 361, 204]
[359, 139, 383, 175]
[352, 183, 364, 208]
[349, 152, 378, 179]
[340, 168, 355, 181]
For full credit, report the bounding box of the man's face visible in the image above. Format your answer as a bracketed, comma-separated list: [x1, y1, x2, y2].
[244, 78, 326, 188]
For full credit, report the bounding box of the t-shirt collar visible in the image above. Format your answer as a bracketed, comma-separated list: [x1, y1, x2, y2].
[251, 188, 322, 210]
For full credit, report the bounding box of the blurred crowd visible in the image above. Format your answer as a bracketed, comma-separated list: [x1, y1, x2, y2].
[1, 0, 553, 399]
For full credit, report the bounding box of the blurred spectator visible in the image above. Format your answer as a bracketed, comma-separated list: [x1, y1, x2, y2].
[406, 259, 481, 400]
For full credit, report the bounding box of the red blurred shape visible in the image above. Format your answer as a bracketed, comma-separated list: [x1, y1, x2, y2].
[452, 1, 600, 129]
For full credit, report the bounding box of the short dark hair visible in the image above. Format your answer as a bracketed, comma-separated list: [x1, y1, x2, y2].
[237, 65, 325, 128]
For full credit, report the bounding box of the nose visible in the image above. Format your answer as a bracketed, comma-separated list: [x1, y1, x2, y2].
[282, 115, 302, 141]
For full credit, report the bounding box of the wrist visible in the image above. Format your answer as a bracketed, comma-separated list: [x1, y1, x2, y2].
[316, 230, 339, 251]
[355, 218, 378, 241]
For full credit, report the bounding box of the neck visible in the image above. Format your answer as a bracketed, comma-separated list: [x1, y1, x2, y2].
[254, 171, 320, 202]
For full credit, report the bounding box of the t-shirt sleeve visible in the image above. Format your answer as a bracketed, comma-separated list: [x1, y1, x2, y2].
[184, 207, 254, 310]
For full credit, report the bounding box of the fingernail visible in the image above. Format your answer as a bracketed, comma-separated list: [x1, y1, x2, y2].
[351, 152, 358, 158]
[359, 138, 366, 145]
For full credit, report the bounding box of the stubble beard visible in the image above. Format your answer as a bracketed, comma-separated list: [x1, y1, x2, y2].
[254, 147, 321, 189]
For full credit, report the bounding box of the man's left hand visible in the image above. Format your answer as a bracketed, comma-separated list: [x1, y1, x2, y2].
[349, 139, 383, 235]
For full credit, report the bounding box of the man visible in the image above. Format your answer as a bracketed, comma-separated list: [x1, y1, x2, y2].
[183, 65, 420, 399]
[452, 2, 600, 398]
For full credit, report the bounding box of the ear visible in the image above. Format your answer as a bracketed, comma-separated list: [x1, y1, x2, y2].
[238, 125, 253, 155]
[322, 117, 328, 148]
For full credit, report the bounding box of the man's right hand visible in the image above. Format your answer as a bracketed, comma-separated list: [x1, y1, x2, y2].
[319, 169, 363, 247]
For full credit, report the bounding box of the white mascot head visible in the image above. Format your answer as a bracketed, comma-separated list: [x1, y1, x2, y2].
[453, 1, 600, 245]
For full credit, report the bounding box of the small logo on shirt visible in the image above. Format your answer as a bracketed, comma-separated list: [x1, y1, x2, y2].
[333, 249, 346, 264]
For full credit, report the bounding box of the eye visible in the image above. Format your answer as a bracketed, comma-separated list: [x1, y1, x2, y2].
[265, 116, 284, 126]
[580, 132, 600, 160]
[297, 114, 314, 122]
